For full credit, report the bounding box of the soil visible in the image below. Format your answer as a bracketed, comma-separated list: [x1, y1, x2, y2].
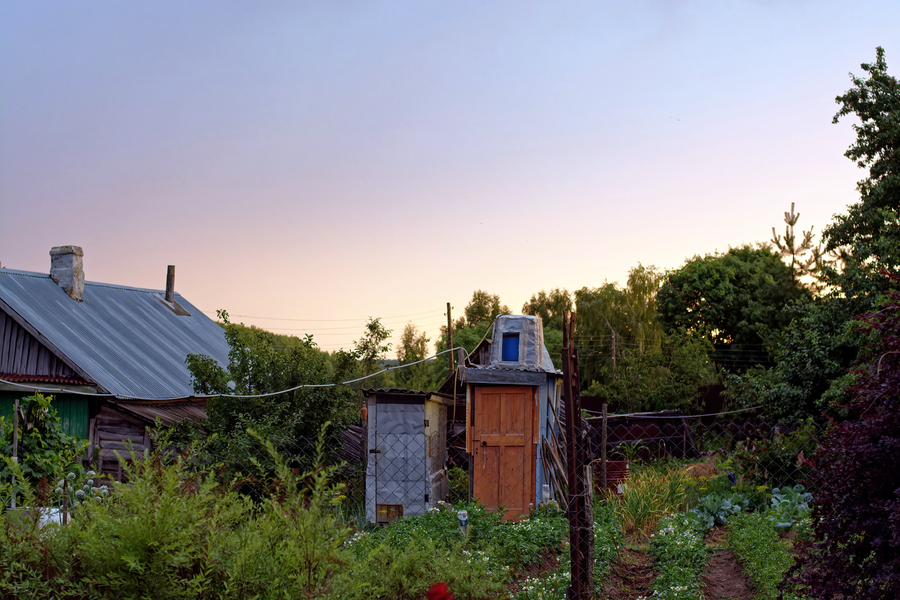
[603, 546, 655, 600]
[505, 551, 560, 595]
[701, 527, 755, 600]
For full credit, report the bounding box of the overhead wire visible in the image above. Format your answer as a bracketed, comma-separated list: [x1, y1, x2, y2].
[0, 346, 470, 402]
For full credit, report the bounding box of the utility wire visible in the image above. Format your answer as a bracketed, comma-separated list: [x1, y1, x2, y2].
[0, 347, 470, 402]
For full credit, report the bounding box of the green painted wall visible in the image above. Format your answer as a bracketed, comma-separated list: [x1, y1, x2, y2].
[0, 392, 89, 439]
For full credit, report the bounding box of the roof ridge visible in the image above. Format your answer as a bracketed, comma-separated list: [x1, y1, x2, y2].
[0, 268, 177, 295]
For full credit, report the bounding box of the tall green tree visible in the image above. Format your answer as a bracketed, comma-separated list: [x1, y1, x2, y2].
[393, 322, 439, 391]
[575, 264, 667, 391]
[657, 246, 808, 369]
[821, 46, 900, 301]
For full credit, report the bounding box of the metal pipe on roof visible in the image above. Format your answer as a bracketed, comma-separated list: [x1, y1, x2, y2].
[165, 265, 175, 303]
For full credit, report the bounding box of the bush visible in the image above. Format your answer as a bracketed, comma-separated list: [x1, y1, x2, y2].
[0, 393, 89, 506]
[731, 419, 817, 488]
[792, 289, 900, 599]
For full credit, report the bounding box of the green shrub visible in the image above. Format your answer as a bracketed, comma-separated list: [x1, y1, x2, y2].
[333, 534, 504, 600]
[0, 393, 89, 506]
[732, 419, 817, 488]
[448, 466, 469, 505]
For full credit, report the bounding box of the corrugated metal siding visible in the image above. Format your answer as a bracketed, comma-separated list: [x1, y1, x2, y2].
[0, 311, 80, 378]
[0, 392, 88, 439]
[0, 269, 230, 400]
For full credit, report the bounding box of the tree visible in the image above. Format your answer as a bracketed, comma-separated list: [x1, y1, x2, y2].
[657, 246, 809, 369]
[522, 288, 572, 331]
[354, 317, 392, 377]
[393, 322, 439, 391]
[184, 311, 357, 474]
[724, 297, 863, 423]
[522, 288, 572, 369]
[821, 46, 900, 301]
[792, 288, 900, 599]
[770, 202, 826, 290]
[463, 290, 510, 329]
[575, 264, 667, 388]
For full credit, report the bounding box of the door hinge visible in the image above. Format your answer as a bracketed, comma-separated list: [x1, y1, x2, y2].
[424, 493, 429, 503]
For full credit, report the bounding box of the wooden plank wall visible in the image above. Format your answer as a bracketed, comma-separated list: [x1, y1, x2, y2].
[88, 404, 150, 481]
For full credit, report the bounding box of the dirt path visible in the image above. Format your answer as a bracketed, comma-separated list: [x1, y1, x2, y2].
[596, 528, 755, 600]
[701, 527, 755, 600]
[602, 547, 655, 600]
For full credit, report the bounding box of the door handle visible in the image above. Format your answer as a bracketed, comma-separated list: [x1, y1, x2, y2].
[481, 440, 487, 447]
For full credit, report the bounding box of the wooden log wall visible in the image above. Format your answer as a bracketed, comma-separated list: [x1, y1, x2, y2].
[88, 404, 150, 481]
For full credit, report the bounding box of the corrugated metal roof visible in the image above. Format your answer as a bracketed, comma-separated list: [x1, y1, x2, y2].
[112, 399, 208, 425]
[0, 268, 230, 400]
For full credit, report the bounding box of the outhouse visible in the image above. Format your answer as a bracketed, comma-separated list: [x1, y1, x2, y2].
[463, 315, 562, 521]
[364, 389, 453, 524]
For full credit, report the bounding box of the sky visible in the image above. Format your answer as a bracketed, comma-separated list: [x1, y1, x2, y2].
[1, 1, 899, 355]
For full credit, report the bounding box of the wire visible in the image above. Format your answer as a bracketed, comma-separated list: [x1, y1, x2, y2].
[200, 309, 444, 322]
[583, 405, 763, 420]
[0, 346, 471, 402]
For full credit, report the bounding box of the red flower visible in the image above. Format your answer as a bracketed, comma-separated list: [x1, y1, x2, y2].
[426, 582, 454, 600]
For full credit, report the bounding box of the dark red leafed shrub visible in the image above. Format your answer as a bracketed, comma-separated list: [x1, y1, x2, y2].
[791, 289, 900, 599]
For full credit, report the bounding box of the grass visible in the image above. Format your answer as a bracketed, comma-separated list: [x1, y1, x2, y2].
[603, 464, 687, 539]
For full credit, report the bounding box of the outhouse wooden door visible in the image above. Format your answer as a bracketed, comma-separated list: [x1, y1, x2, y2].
[471, 386, 536, 521]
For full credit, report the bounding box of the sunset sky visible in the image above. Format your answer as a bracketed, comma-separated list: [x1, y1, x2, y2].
[2, 2, 898, 355]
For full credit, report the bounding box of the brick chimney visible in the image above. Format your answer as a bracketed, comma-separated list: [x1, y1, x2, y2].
[49, 246, 85, 301]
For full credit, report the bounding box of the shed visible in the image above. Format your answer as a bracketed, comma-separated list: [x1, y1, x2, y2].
[364, 389, 453, 523]
[463, 315, 562, 521]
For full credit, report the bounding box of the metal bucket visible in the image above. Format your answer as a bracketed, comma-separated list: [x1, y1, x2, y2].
[593, 460, 629, 494]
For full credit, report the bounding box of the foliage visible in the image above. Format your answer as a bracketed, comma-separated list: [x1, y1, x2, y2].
[587, 334, 716, 414]
[51, 469, 109, 515]
[182, 310, 358, 479]
[731, 419, 818, 489]
[727, 512, 802, 600]
[353, 316, 393, 378]
[448, 466, 469, 505]
[575, 264, 666, 389]
[0, 426, 358, 600]
[0, 393, 89, 506]
[648, 512, 709, 600]
[603, 464, 687, 539]
[766, 484, 812, 530]
[724, 297, 865, 423]
[770, 202, 824, 290]
[689, 490, 750, 530]
[657, 245, 809, 370]
[522, 288, 572, 332]
[334, 533, 504, 600]
[792, 288, 900, 599]
[821, 47, 900, 300]
[393, 321, 440, 391]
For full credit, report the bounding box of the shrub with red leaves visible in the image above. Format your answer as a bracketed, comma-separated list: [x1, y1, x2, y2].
[791, 289, 900, 599]
[426, 582, 454, 600]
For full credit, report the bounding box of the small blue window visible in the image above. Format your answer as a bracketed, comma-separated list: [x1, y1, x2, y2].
[501, 333, 520, 362]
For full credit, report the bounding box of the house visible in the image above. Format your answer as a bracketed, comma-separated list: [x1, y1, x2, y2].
[0, 246, 230, 478]
[461, 315, 563, 521]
